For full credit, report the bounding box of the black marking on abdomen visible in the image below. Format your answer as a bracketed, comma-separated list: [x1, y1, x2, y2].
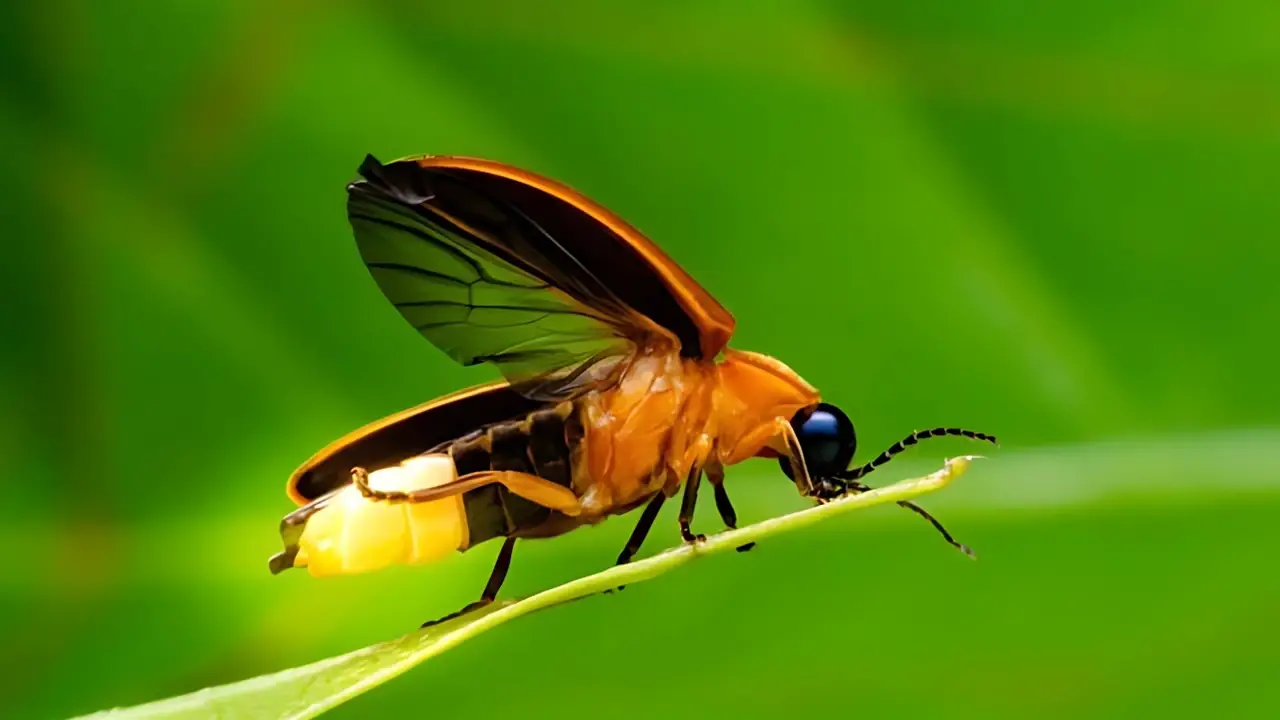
[450, 431, 507, 544]
[455, 401, 579, 549]
[528, 405, 574, 486]
[487, 420, 549, 532]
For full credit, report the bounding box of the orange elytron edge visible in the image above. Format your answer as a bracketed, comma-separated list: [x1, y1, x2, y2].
[269, 154, 996, 625]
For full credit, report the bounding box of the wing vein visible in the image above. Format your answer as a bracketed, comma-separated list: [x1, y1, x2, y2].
[365, 262, 470, 288]
[440, 170, 621, 308]
[350, 209, 550, 291]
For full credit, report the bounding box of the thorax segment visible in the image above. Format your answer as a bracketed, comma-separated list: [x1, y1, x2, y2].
[574, 347, 819, 514]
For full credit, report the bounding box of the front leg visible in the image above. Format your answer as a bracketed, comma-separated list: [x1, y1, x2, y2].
[721, 417, 816, 496]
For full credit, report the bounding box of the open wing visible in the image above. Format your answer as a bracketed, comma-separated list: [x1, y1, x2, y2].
[347, 154, 735, 399]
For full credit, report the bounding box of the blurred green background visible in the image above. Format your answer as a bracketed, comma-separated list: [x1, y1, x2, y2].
[3, 2, 1279, 718]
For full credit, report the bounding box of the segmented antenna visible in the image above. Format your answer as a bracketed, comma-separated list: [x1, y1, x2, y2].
[840, 427, 996, 558]
[843, 427, 996, 481]
[846, 479, 975, 558]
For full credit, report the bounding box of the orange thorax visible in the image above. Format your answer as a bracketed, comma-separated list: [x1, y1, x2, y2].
[574, 348, 819, 515]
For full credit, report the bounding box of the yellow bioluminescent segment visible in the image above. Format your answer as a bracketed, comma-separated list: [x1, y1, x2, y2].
[294, 455, 469, 577]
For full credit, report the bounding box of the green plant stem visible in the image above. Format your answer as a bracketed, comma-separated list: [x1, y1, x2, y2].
[77, 456, 979, 720]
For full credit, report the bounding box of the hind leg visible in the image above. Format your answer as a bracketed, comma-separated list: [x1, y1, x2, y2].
[352, 467, 584, 516]
[421, 536, 517, 629]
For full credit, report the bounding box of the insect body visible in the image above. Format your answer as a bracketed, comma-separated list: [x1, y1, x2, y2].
[269, 155, 995, 620]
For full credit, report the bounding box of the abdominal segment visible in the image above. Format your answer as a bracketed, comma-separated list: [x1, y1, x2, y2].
[270, 400, 585, 577]
[289, 454, 469, 577]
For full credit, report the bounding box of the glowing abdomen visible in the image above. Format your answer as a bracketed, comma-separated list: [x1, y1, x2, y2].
[293, 454, 469, 577]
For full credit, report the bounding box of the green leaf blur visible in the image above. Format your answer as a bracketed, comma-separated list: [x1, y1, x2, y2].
[2, 2, 1276, 718]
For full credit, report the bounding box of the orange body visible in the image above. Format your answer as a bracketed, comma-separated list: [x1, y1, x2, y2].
[574, 347, 818, 517]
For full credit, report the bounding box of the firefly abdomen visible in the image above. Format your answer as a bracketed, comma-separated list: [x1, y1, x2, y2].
[294, 454, 466, 577]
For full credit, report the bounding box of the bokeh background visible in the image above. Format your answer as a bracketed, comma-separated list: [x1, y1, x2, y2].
[4, 2, 1279, 718]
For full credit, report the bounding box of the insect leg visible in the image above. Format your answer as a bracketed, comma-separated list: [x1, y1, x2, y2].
[616, 493, 667, 566]
[707, 464, 755, 553]
[480, 535, 518, 601]
[353, 467, 584, 517]
[421, 536, 517, 629]
[679, 466, 705, 543]
[777, 419, 815, 496]
[719, 418, 815, 496]
[606, 492, 667, 594]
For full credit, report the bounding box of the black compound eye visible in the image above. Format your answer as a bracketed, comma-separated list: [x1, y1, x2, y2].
[779, 403, 857, 481]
